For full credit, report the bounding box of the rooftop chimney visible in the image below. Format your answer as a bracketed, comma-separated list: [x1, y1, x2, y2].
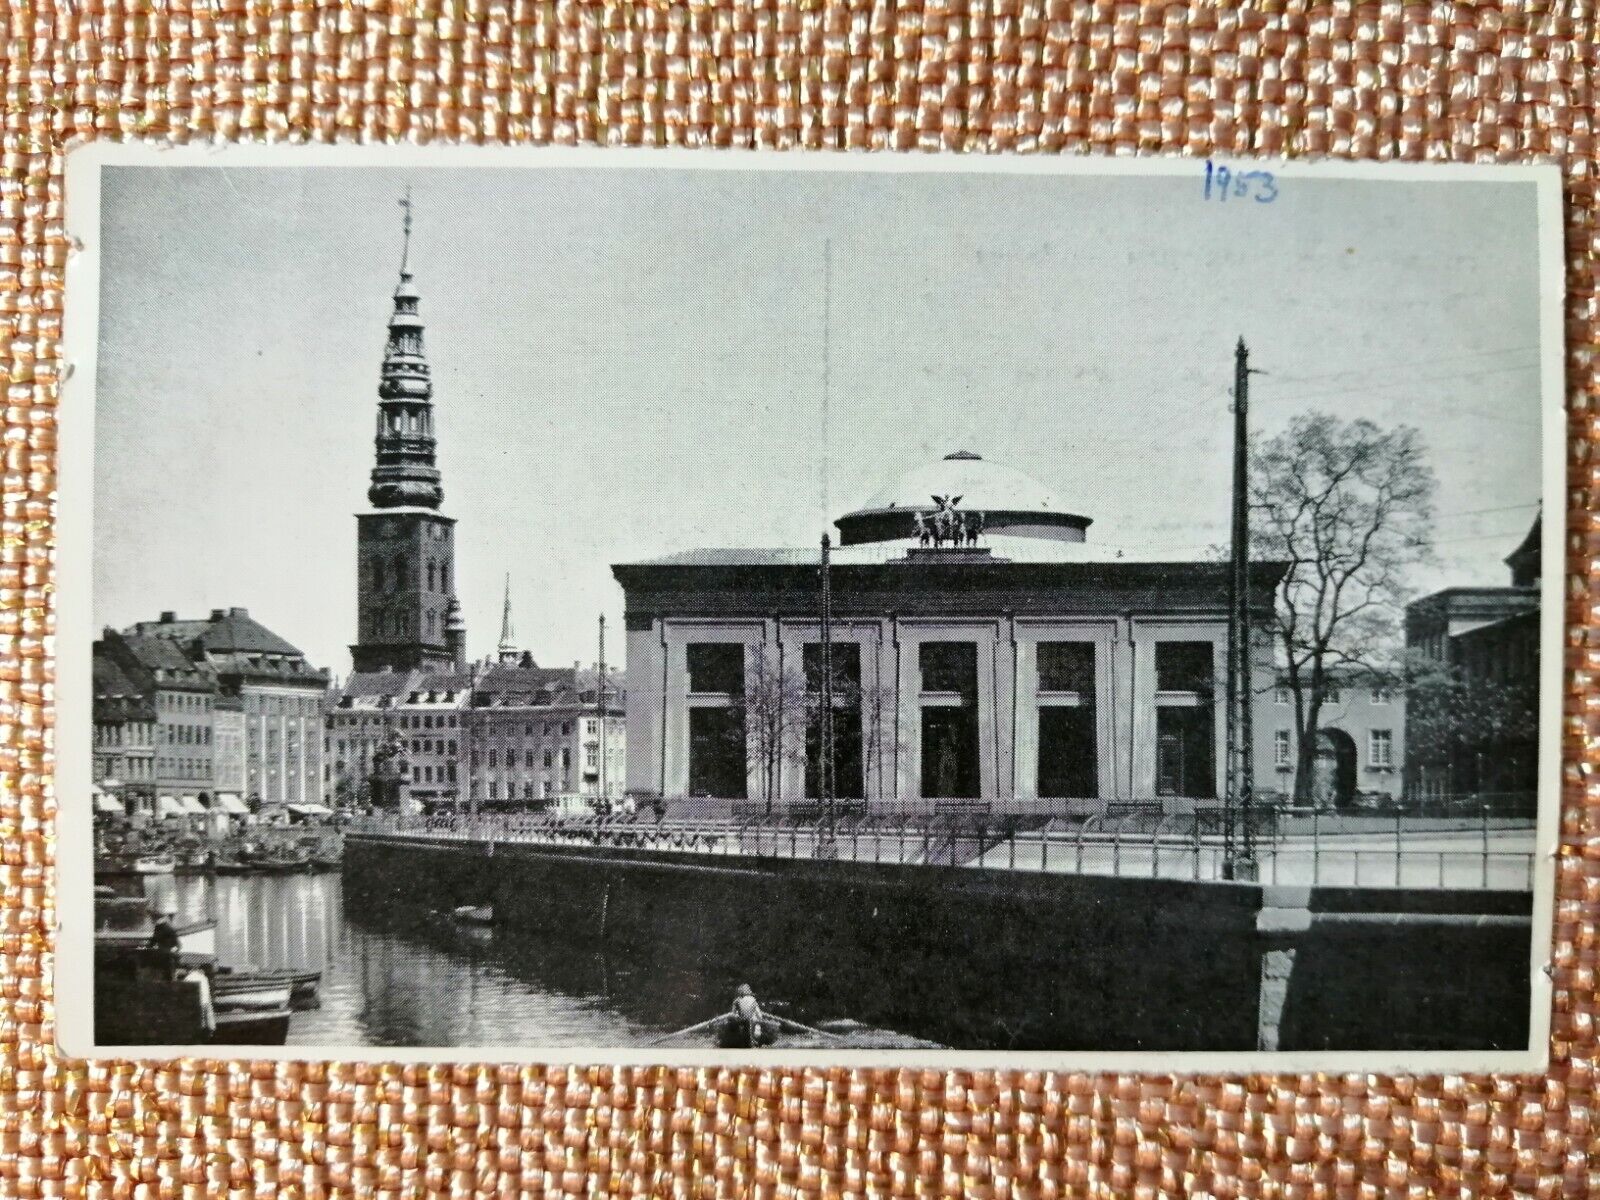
[159, 611, 176, 623]
[210, 609, 226, 621]
[229, 607, 248, 617]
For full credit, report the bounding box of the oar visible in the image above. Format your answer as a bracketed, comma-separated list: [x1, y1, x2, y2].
[768, 1013, 847, 1041]
[647, 1014, 732, 1047]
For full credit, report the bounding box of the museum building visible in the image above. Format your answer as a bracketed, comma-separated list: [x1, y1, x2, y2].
[612, 452, 1285, 815]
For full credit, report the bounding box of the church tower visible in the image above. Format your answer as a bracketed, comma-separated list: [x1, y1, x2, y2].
[351, 192, 463, 674]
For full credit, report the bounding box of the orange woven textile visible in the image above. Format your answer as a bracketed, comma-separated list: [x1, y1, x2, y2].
[5, 1, 1598, 1196]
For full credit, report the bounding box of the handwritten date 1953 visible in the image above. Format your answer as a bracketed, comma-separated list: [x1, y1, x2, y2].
[1203, 161, 1278, 204]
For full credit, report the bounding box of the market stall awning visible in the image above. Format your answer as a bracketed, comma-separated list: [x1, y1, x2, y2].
[154, 796, 184, 818]
[287, 803, 333, 817]
[179, 796, 208, 816]
[93, 793, 125, 814]
[214, 793, 250, 815]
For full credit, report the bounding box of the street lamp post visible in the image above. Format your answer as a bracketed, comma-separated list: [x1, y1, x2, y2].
[818, 532, 837, 858]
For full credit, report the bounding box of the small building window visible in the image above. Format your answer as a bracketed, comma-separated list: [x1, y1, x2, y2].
[1274, 686, 1291, 706]
[687, 643, 745, 696]
[1274, 729, 1292, 767]
[1038, 643, 1095, 694]
[1369, 729, 1393, 768]
[919, 641, 977, 695]
[1155, 642, 1213, 694]
[1370, 687, 1390, 705]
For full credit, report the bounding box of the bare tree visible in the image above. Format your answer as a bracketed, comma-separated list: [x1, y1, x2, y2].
[740, 647, 810, 812]
[1250, 412, 1436, 804]
[855, 677, 904, 805]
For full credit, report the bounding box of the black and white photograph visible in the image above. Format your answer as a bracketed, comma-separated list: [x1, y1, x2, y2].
[57, 148, 1562, 1068]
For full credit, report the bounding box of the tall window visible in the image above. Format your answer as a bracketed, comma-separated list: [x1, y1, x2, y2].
[1274, 728, 1292, 767]
[687, 643, 746, 798]
[1037, 642, 1096, 798]
[803, 642, 863, 800]
[1368, 729, 1393, 768]
[1370, 687, 1391, 705]
[1154, 641, 1215, 799]
[1274, 686, 1291, 705]
[919, 642, 979, 799]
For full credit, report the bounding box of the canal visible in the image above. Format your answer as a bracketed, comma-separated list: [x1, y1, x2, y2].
[123, 872, 917, 1049]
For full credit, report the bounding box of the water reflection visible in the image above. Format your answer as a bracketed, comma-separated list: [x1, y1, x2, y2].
[128, 873, 718, 1048]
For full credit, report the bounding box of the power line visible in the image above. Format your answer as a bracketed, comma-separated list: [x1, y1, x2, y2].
[1432, 528, 1535, 545]
[1434, 501, 1541, 521]
[1271, 344, 1539, 387]
[1266, 361, 1540, 406]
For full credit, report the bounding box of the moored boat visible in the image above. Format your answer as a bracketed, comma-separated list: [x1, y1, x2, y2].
[92, 894, 315, 1046]
[210, 1005, 294, 1044]
[214, 965, 321, 1011]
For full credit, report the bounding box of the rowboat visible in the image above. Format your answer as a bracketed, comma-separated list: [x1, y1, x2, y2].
[214, 965, 321, 1011]
[210, 1006, 293, 1044]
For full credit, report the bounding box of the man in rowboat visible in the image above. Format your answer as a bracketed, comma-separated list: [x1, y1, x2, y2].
[728, 984, 769, 1048]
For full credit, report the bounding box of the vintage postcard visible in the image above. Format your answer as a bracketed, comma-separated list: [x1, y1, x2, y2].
[56, 147, 1564, 1070]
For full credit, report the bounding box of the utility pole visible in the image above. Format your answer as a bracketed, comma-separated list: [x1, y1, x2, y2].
[819, 532, 836, 857]
[597, 614, 607, 806]
[1225, 337, 1259, 880]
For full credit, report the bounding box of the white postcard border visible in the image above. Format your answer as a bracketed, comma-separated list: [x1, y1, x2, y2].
[55, 143, 1566, 1071]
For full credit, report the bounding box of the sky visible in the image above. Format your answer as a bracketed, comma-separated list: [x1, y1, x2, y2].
[90, 162, 1548, 677]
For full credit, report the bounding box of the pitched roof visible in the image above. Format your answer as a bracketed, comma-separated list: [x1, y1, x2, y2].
[1504, 512, 1541, 580]
[125, 609, 305, 658]
[117, 633, 203, 673]
[92, 651, 146, 699]
[333, 670, 421, 700]
[332, 668, 477, 706]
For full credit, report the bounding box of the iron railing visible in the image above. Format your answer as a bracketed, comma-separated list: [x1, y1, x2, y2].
[351, 806, 1536, 891]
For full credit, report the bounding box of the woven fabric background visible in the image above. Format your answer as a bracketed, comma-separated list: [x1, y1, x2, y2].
[4, 0, 1596, 1195]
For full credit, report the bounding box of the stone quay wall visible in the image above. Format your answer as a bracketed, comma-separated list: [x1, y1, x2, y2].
[343, 834, 1532, 1053]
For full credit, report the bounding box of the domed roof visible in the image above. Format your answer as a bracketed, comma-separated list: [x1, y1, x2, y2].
[835, 451, 1091, 547]
[862, 450, 1071, 514]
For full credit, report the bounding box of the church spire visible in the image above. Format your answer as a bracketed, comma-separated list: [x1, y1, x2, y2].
[498, 573, 518, 664]
[367, 189, 443, 510]
[350, 190, 461, 677]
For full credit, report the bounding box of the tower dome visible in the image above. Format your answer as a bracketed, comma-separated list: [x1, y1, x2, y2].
[834, 451, 1091, 546]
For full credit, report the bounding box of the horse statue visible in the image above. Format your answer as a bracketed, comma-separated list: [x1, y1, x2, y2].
[929, 495, 965, 548]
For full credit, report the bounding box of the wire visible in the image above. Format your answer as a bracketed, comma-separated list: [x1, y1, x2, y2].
[1264, 362, 1539, 406]
[1269, 344, 1539, 387]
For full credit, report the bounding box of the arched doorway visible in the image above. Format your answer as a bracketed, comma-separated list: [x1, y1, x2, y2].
[1311, 729, 1358, 809]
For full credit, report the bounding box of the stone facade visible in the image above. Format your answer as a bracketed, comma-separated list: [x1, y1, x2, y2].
[1265, 670, 1407, 806]
[1404, 516, 1542, 806]
[613, 555, 1283, 815]
[325, 660, 623, 812]
[115, 608, 332, 811]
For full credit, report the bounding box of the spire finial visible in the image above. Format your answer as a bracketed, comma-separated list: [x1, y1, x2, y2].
[399, 186, 414, 276]
[498, 572, 517, 662]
